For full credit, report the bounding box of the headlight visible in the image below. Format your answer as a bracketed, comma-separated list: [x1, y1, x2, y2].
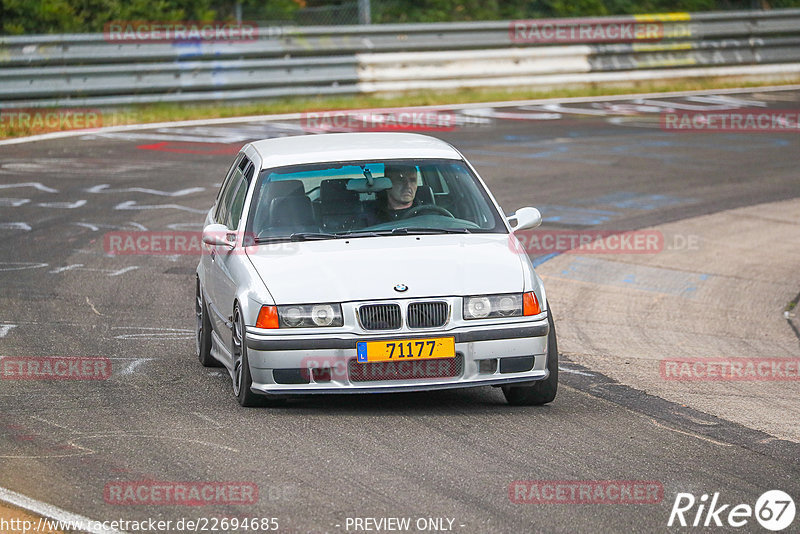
[464, 294, 522, 319]
[277, 303, 343, 328]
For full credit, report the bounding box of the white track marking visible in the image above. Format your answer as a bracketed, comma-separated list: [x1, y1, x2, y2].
[521, 103, 610, 116]
[0, 222, 31, 231]
[48, 264, 138, 276]
[49, 264, 83, 274]
[0, 486, 123, 534]
[119, 358, 154, 375]
[558, 366, 595, 376]
[648, 418, 733, 447]
[111, 326, 192, 330]
[0, 182, 58, 193]
[74, 221, 148, 231]
[192, 412, 222, 428]
[29, 415, 76, 432]
[113, 331, 193, 340]
[1, 85, 797, 146]
[113, 332, 193, 339]
[631, 98, 734, 111]
[0, 198, 31, 207]
[114, 200, 206, 213]
[85, 297, 102, 316]
[108, 266, 138, 276]
[463, 108, 561, 120]
[86, 184, 205, 196]
[87, 131, 241, 143]
[112, 326, 194, 341]
[166, 222, 203, 230]
[37, 200, 86, 209]
[0, 324, 17, 338]
[0, 262, 48, 271]
[686, 94, 769, 107]
[72, 433, 239, 452]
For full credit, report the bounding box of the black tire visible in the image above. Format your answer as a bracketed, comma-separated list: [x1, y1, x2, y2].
[196, 278, 220, 367]
[502, 301, 558, 406]
[231, 304, 285, 408]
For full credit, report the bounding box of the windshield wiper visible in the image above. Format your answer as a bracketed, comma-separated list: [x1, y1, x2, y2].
[336, 230, 382, 238]
[389, 227, 472, 235]
[255, 232, 339, 243]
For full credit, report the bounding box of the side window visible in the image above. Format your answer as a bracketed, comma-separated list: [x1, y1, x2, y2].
[215, 154, 244, 207]
[226, 163, 255, 230]
[215, 157, 250, 224]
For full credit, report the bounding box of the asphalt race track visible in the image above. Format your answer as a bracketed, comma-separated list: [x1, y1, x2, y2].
[1, 87, 799, 533]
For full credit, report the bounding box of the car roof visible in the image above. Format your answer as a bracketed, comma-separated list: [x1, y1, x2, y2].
[247, 132, 462, 170]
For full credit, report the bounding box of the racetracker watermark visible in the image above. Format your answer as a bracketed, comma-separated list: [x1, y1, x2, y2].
[104, 481, 258, 506]
[511, 230, 664, 255]
[300, 109, 457, 132]
[102, 231, 295, 255]
[105, 231, 206, 255]
[661, 109, 800, 132]
[509, 480, 664, 504]
[0, 356, 111, 380]
[660, 358, 800, 381]
[0, 108, 137, 130]
[0, 108, 138, 130]
[300, 356, 458, 382]
[103, 21, 262, 42]
[510, 18, 664, 43]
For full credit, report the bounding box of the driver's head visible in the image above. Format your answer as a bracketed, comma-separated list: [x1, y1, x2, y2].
[385, 164, 418, 210]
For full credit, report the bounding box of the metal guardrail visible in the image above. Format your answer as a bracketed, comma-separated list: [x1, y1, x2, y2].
[1, 9, 799, 108]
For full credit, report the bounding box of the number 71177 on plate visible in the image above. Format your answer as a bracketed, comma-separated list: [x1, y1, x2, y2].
[356, 337, 455, 363]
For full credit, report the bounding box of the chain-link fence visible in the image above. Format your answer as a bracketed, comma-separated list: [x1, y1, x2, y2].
[1, 0, 790, 34]
[240, 1, 362, 26]
[240, 0, 775, 26]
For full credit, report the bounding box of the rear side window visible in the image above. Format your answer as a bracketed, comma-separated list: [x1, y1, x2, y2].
[216, 157, 250, 225]
[225, 163, 255, 230]
[215, 153, 244, 205]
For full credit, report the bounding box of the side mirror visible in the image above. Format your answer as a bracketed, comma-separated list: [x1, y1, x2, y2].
[507, 207, 542, 232]
[202, 223, 236, 248]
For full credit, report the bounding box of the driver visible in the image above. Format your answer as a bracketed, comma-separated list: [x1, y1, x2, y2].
[375, 164, 420, 222]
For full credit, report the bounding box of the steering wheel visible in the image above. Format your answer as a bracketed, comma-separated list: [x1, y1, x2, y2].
[400, 204, 455, 219]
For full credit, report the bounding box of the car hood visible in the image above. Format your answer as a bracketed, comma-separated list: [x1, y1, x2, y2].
[246, 234, 525, 304]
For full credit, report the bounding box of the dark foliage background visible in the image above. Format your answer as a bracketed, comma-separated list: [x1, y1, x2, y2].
[0, 0, 793, 34]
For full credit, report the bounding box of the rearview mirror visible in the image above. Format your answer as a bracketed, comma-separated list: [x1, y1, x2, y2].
[202, 223, 236, 248]
[346, 177, 392, 193]
[507, 207, 542, 232]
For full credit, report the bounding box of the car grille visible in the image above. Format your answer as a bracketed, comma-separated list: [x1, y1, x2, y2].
[407, 301, 449, 328]
[358, 303, 401, 330]
[348, 354, 463, 382]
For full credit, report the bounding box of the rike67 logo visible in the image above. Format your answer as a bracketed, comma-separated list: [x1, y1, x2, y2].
[668, 490, 795, 531]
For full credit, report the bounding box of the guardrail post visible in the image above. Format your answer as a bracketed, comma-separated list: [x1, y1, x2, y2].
[359, 0, 371, 25]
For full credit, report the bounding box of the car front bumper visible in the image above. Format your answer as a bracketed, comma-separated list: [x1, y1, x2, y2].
[244, 319, 550, 395]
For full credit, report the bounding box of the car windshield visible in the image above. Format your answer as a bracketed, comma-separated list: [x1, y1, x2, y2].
[246, 158, 506, 241]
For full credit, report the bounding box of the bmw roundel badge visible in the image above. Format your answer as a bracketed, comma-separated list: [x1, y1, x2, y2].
[394, 283, 408, 292]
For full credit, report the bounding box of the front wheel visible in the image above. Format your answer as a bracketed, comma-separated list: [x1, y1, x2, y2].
[231, 305, 284, 408]
[502, 301, 558, 406]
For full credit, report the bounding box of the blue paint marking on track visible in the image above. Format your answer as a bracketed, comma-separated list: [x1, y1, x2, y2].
[537, 205, 618, 226]
[551, 256, 710, 298]
[584, 192, 695, 211]
[464, 148, 607, 165]
[532, 252, 561, 267]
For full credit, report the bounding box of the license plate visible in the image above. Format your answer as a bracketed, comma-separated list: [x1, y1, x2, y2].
[356, 337, 455, 363]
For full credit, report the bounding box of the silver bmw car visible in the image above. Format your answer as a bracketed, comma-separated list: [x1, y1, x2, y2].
[195, 132, 557, 407]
